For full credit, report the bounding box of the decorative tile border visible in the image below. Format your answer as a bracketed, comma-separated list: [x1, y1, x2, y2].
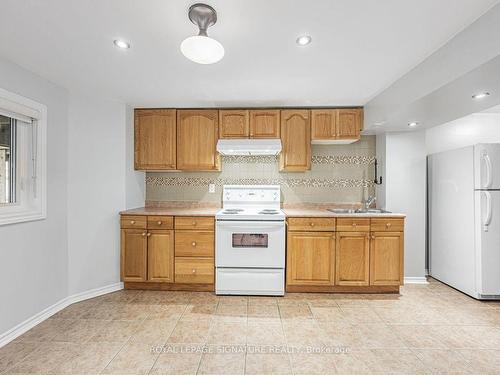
[220, 155, 374, 165]
[146, 176, 374, 188]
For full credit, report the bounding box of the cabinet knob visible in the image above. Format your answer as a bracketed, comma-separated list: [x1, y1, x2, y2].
[192, 269, 196, 274]
[192, 221, 197, 226]
[352, 223, 357, 227]
[192, 241, 197, 247]
[147, 232, 151, 237]
[142, 232, 147, 237]
[157, 221, 162, 225]
[131, 220, 136, 225]
[372, 235, 376, 240]
[310, 222, 315, 227]
[386, 223, 392, 228]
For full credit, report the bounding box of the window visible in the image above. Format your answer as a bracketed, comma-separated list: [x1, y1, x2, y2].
[0, 115, 16, 204]
[0, 88, 47, 225]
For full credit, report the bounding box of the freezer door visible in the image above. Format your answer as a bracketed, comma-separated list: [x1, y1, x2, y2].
[475, 190, 500, 296]
[474, 144, 500, 190]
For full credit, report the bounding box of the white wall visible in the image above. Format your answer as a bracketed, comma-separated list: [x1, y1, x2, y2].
[67, 94, 128, 295]
[376, 131, 427, 279]
[125, 105, 145, 208]
[0, 58, 69, 335]
[426, 113, 500, 154]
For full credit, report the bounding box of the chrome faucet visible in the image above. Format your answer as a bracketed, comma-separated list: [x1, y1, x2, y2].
[364, 196, 376, 210]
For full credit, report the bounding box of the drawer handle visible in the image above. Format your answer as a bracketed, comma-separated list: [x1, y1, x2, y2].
[386, 223, 392, 228]
[192, 269, 196, 274]
[192, 241, 197, 247]
[131, 220, 136, 225]
[310, 222, 315, 227]
[142, 232, 147, 237]
[157, 221, 162, 225]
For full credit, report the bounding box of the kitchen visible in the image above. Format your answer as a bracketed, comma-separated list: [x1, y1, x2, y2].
[1, 1, 500, 374]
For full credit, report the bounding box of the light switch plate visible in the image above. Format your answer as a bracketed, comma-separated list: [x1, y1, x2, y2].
[208, 183, 216, 193]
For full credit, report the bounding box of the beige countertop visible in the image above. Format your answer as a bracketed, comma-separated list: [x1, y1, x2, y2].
[120, 206, 219, 217]
[121, 205, 405, 218]
[282, 208, 406, 218]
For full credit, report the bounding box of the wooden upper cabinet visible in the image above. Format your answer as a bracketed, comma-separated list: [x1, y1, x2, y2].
[311, 109, 337, 140]
[280, 109, 311, 171]
[134, 109, 176, 170]
[249, 110, 280, 138]
[335, 232, 370, 286]
[147, 230, 174, 283]
[370, 232, 404, 286]
[177, 110, 220, 171]
[219, 110, 249, 139]
[287, 231, 335, 286]
[337, 109, 363, 140]
[121, 229, 147, 282]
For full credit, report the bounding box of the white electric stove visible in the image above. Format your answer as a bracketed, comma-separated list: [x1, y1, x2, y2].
[215, 185, 285, 296]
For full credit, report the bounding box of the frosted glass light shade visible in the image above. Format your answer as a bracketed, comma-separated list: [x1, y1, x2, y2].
[180, 35, 224, 64]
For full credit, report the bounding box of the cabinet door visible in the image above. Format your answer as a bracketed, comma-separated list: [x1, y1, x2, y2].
[134, 109, 176, 170]
[177, 110, 220, 171]
[280, 110, 311, 171]
[147, 230, 174, 282]
[121, 229, 147, 282]
[219, 110, 249, 138]
[370, 232, 404, 286]
[287, 231, 335, 286]
[249, 110, 280, 138]
[311, 109, 337, 140]
[335, 232, 370, 286]
[337, 109, 363, 140]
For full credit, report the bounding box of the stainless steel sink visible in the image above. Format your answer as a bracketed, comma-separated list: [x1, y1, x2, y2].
[327, 208, 391, 214]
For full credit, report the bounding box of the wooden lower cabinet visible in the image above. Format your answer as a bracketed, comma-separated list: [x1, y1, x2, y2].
[121, 229, 147, 282]
[370, 232, 404, 286]
[175, 257, 214, 284]
[286, 231, 335, 286]
[335, 232, 370, 286]
[147, 230, 174, 282]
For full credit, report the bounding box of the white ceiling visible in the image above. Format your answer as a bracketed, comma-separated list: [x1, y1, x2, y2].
[0, 0, 498, 107]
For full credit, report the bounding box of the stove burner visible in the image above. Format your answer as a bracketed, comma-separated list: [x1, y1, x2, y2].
[221, 208, 244, 214]
[259, 210, 278, 215]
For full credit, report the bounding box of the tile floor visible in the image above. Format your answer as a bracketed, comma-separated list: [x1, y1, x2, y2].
[1, 278, 499, 374]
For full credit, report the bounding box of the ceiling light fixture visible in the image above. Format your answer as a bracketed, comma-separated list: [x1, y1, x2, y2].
[408, 121, 419, 128]
[113, 39, 130, 49]
[472, 92, 490, 99]
[296, 35, 312, 46]
[180, 3, 224, 65]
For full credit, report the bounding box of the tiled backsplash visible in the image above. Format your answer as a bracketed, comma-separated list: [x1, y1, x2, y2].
[146, 136, 375, 204]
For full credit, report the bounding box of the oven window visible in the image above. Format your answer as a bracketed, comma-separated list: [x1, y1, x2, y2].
[232, 233, 268, 248]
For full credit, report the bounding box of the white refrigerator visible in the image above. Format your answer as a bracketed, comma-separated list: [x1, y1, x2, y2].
[428, 144, 500, 299]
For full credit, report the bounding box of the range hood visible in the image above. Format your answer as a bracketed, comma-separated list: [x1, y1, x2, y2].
[216, 139, 282, 156]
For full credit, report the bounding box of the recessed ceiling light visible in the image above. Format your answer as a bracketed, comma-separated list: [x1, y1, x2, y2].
[472, 92, 490, 99]
[296, 35, 312, 46]
[113, 39, 130, 49]
[408, 121, 419, 128]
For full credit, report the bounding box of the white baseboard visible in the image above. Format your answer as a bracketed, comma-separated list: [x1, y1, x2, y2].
[404, 277, 429, 284]
[0, 282, 123, 348]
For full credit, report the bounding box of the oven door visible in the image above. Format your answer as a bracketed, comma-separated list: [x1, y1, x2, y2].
[216, 220, 285, 268]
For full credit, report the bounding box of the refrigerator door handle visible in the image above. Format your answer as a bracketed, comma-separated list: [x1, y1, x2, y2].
[482, 151, 493, 189]
[483, 191, 492, 232]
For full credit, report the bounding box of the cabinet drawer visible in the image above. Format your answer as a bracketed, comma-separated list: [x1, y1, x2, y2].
[287, 217, 336, 231]
[120, 215, 147, 229]
[147, 216, 173, 230]
[371, 218, 404, 232]
[175, 231, 214, 257]
[175, 216, 214, 231]
[336, 218, 370, 232]
[175, 257, 214, 284]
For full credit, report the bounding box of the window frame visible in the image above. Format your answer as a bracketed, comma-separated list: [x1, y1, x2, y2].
[0, 88, 47, 226]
